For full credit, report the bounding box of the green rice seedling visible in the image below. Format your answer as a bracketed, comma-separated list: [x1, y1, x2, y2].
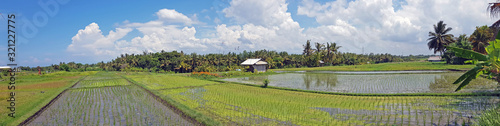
[430, 105, 434, 126]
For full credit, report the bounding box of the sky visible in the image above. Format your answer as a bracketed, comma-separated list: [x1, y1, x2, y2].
[0, 0, 497, 67]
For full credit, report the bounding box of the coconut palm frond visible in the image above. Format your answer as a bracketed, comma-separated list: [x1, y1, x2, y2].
[489, 2, 500, 18]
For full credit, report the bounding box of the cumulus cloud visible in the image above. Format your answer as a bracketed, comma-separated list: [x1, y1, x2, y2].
[298, 0, 495, 54]
[67, 23, 132, 57]
[156, 9, 199, 25]
[217, 0, 305, 51]
[66, 0, 498, 63]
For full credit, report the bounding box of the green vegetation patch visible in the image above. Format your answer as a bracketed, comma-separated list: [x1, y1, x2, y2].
[126, 74, 219, 90]
[160, 83, 497, 125]
[73, 78, 130, 88]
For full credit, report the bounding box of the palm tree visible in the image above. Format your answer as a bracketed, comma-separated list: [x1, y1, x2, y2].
[303, 40, 313, 56]
[325, 42, 341, 64]
[427, 21, 455, 56]
[489, 1, 500, 28]
[314, 42, 324, 54]
[469, 26, 494, 54]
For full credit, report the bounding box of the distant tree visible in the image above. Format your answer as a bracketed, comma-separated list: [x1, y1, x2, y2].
[326, 42, 341, 64]
[427, 21, 455, 56]
[314, 42, 324, 54]
[443, 34, 473, 64]
[303, 40, 313, 56]
[469, 26, 494, 54]
[455, 34, 473, 50]
[60, 64, 70, 72]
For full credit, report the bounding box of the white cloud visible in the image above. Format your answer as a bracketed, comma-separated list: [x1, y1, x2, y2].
[67, 23, 133, 61]
[217, 0, 305, 52]
[223, 0, 300, 29]
[156, 9, 198, 25]
[298, 0, 495, 54]
[66, 0, 498, 63]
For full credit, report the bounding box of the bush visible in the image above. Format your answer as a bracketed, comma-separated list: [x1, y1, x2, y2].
[263, 79, 269, 87]
[1, 70, 8, 76]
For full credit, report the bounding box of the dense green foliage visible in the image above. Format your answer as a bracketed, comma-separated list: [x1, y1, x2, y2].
[449, 39, 500, 91]
[470, 26, 494, 54]
[443, 34, 473, 64]
[450, 31, 500, 91]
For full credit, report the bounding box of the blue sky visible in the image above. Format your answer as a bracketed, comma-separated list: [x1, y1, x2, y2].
[0, 0, 496, 67]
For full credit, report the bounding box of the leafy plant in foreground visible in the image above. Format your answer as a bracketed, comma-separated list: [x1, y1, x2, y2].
[448, 34, 500, 91]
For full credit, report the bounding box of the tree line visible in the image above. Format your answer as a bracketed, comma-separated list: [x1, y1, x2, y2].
[427, 20, 496, 64]
[24, 41, 415, 73]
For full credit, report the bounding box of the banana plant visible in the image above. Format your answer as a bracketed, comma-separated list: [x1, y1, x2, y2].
[448, 35, 500, 91]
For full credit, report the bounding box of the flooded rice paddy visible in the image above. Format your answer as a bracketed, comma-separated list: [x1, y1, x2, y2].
[166, 85, 500, 125]
[27, 75, 194, 125]
[223, 71, 499, 93]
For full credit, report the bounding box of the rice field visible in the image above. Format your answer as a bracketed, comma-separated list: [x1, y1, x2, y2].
[0, 71, 93, 125]
[73, 78, 130, 88]
[26, 73, 194, 125]
[161, 84, 500, 125]
[128, 73, 500, 125]
[223, 72, 499, 93]
[126, 74, 219, 90]
[18, 71, 500, 125]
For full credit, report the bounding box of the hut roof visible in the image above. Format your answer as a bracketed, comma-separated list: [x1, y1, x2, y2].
[427, 56, 442, 61]
[0, 66, 11, 69]
[241, 59, 268, 65]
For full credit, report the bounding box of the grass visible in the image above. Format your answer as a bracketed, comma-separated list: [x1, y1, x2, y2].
[125, 74, 219, 90]
[0, 71, 94, 126]
[73, 78, 130, 88]
[474, 105, 500, 126]
[274, 61, 475, 71]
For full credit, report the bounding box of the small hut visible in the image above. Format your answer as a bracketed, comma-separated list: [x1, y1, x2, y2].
[241, 59, 268, 72]
[318, 60, 325, 66]
[427, 56, 442, 62]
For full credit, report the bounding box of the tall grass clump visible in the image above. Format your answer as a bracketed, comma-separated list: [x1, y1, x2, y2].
[263, 79, 269, 87]
[475, 107, 500, 126]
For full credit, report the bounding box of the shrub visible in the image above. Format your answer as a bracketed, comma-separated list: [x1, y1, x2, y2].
[1, 70, 8, 76]
[263, 79, 269, 87]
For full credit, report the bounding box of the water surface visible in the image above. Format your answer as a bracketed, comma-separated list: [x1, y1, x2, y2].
[223, 72, 499, 93]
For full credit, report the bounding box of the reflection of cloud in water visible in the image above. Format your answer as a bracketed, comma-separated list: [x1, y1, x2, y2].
[314, 96, 500, 125]
[223, 72, 498, 93]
